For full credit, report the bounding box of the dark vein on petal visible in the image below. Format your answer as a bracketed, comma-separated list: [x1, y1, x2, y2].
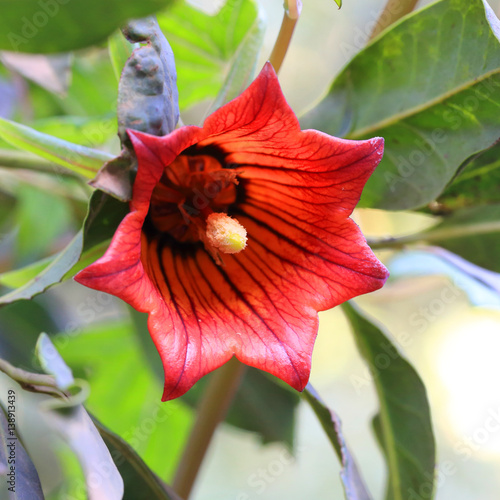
[171, 251, 204, 378]
[241, 201, 363, 261]
[237, 250, 305, 346]
[214, 261, 302, 383]
[192, 253, 277, 361]
[228, 147, 377, 169]
[156, 236, 189, 397]
[246, 228, 353, 294]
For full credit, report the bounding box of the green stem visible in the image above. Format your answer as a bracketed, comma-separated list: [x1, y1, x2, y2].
[172, 357, 246, 500]
[0, 148, 72, 176]
[268, 1, 301, 74]
[0, 358, 57, 388]
[368, 0, 418, 41]
[367, 220, 500, 250]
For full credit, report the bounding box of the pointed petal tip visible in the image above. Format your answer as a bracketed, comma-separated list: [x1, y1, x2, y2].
[259, 61, 279, 82]
[73, 266, 95, 286]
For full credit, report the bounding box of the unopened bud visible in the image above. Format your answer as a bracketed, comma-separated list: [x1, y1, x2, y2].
[206, 213, 247, 254]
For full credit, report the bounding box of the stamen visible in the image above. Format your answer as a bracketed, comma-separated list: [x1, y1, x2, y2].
[206, 213, 247, 254]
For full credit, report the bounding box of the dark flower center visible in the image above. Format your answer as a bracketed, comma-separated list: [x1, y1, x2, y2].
[148, 151, 239, 244]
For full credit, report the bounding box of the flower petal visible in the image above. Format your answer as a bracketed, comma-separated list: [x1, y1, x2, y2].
[75, 62, 389, 401]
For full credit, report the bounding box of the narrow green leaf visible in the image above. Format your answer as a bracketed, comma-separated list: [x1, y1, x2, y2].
[0, 148, 68, 176]
[44, 405, 124, 499]
[303, 385, 372, 500]
[0, 0, 175, 53]
[158, 0, 266, 111]
[371, 204, 500, 273]
[0, 256, 53, 289]
[0, 239, 109, 291]
[0, 117, 113, 178]
[35, 333, 75, 390]
[93, 416, 182, 500]
[342, 302, 436, 500]
[1, 349, 123, 499]
[32, 115, 118, 149]
[0, 404, 44, 500]
[0, 231, 83, 306]
[0, 190, 128, 305]
[301, 0, 500, 210]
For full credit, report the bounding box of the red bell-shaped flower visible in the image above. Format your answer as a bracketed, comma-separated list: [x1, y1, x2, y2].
[76, 63, 389, 401]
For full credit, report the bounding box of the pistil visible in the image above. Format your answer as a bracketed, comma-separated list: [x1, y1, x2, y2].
[205, 213, 247, 254]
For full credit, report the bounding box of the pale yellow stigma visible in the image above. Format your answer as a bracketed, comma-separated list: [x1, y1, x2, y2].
[206, 213, 247, 254]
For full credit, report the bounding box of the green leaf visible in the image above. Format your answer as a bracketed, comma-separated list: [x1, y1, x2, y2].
[14, 183, 74, 263]
[0, 403, 44, 500]
[0, 117, 114, 178]
[0, 0, 175, 53]
[437, 141, 500, 210]
[44, 404, 124, 499]
[342, 302, 435, 500]
[35, 333, 75, 390]
[0, 256, 53, 289]
[130, 307, 300, 446]
[0, 301, 58, 367]
[209, 1, 265, 110]
[0, 349, 123, 499]
[370, 204, 500, 272]
[55, 321, 191, 481]
[303, 385, 372, 500]
[301, 0, 500, 210]
[0, 239, 110, 292]
[0, 231, 83, 306]
[53, 55, 119, 118]
[158, 0, 265, 111]
[422, 204, 500, 272]
[0, 190, 128, 305]
[32, 115, 118, 149]
[0, 148, 69, 176]
[93, 416, 182, 500]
